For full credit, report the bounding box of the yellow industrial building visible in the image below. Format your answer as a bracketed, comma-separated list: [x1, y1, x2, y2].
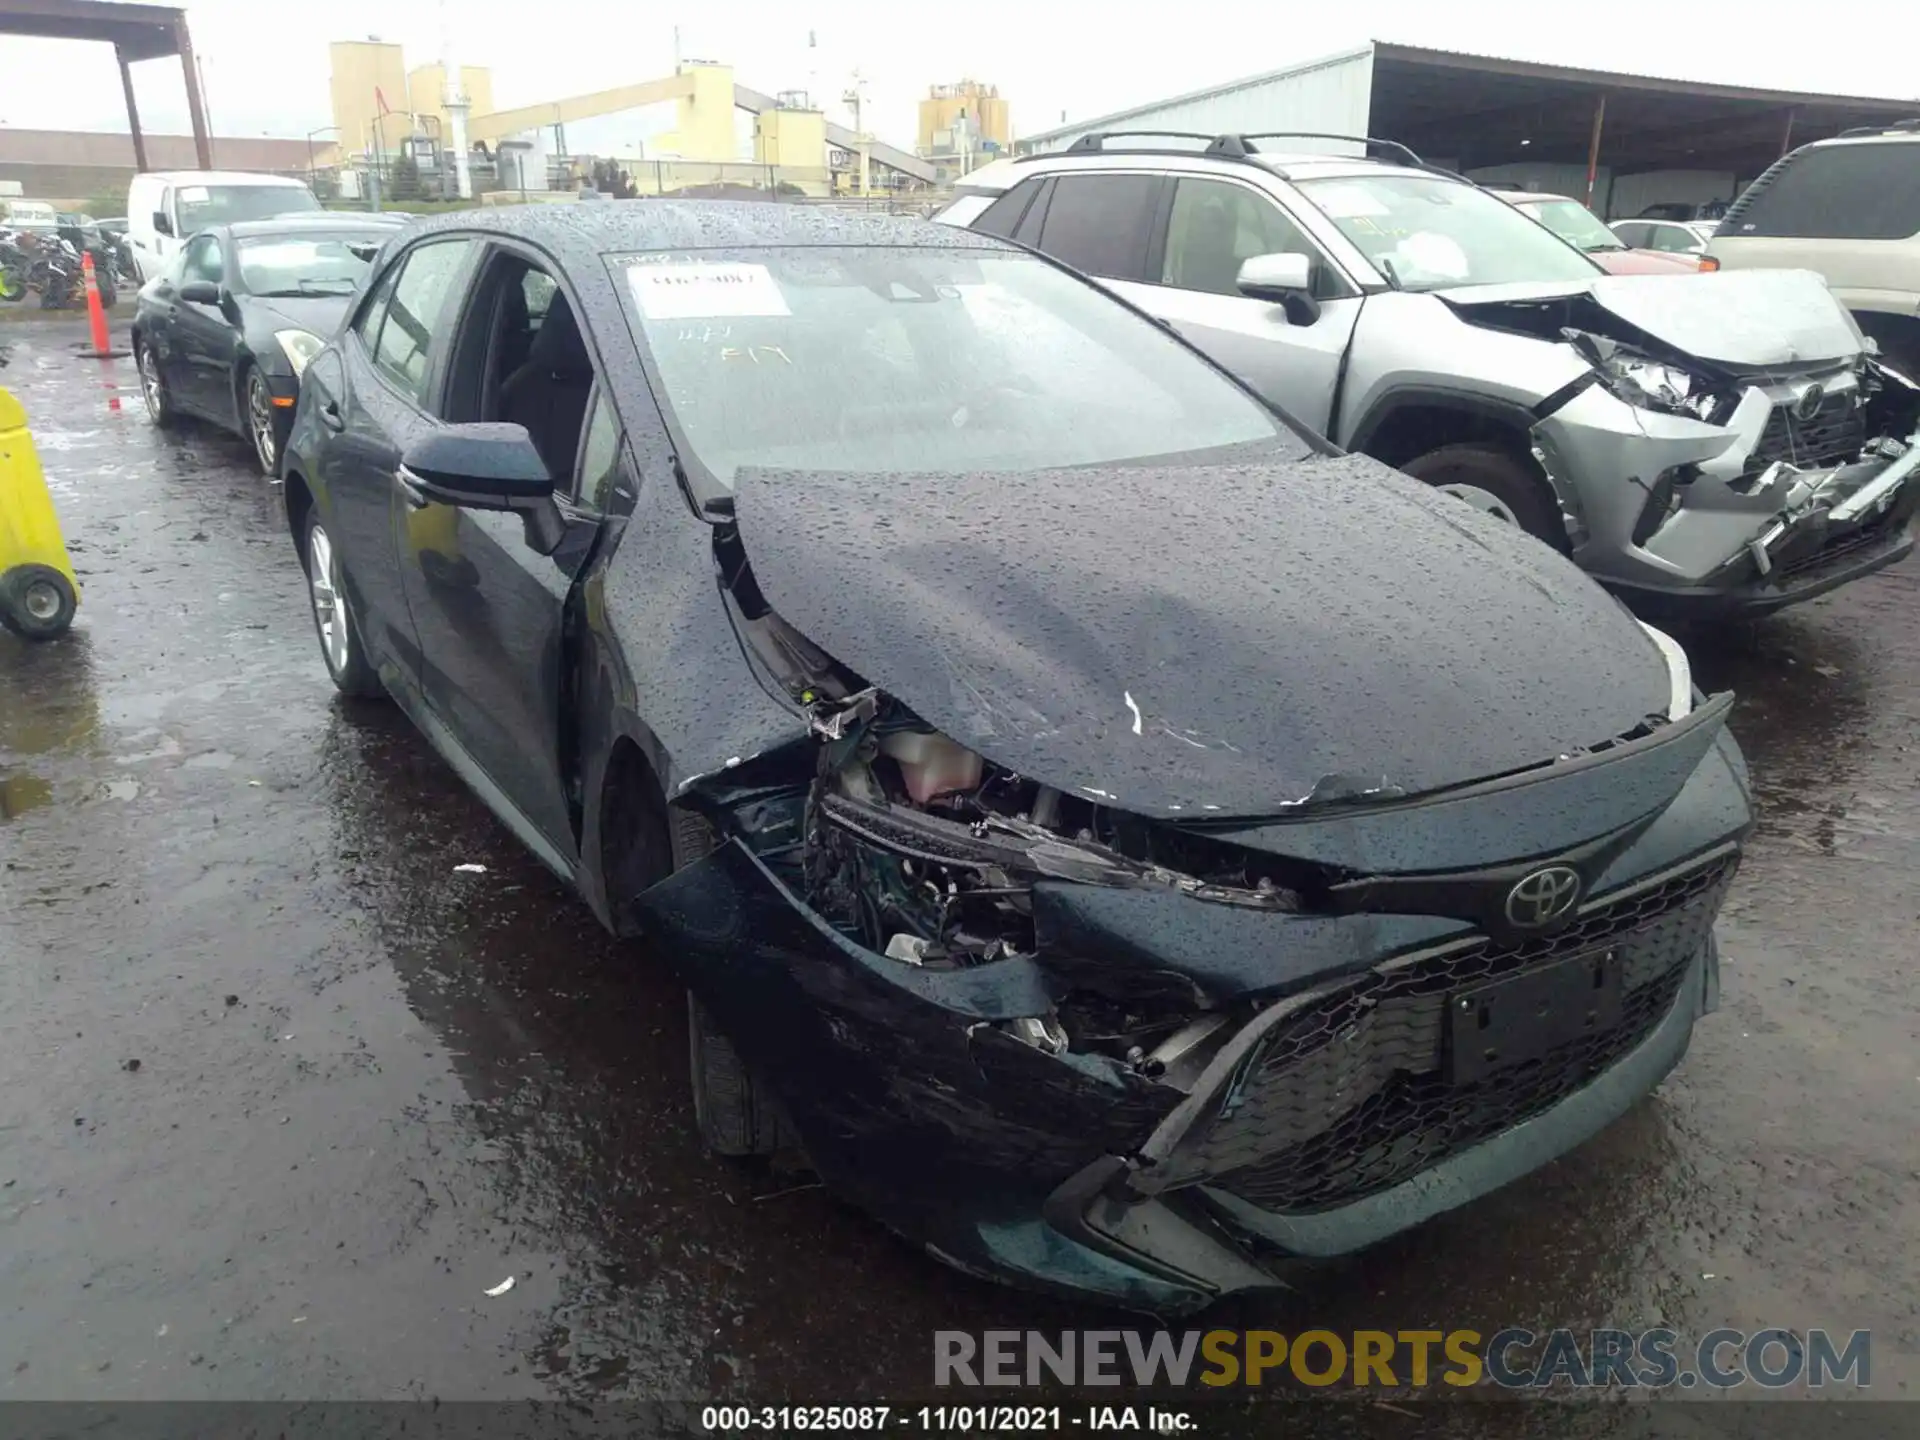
[327, 41, 495, 163]
[326, 44, 937, 195]
[918, 81, 1010, 182]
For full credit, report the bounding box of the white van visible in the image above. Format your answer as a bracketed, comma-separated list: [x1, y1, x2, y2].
[0, 198, 60, 233]
[125, 171, 322, 283]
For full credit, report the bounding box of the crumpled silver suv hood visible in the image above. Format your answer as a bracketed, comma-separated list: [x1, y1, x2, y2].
[1439, 269, 1865, 372]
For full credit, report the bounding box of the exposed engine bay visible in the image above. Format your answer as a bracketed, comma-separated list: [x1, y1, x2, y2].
[697, 509, 1713, 1081]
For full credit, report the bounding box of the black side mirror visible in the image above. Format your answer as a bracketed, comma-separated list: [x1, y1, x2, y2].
[400, 424, 565, 554]
[152, 211, 173, 237]
[179, 280, 220, 304]
[1235, 252, 1322, 327]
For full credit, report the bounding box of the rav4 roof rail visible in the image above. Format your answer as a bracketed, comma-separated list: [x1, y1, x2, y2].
[1062, 130, 1222, 153]
[1017, 128, 1441, 176]
[1218, 132, 1427, 168]
[1836, 117, 1920, 137]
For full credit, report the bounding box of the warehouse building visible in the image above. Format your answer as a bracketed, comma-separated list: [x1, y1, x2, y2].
[1017, 42, 1919, 220]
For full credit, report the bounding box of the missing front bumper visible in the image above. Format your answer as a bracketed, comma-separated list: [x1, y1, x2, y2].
[1535, 378, 1920, 615]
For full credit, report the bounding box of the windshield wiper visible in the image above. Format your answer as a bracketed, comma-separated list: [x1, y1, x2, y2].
[1375, 254, 1402, 289]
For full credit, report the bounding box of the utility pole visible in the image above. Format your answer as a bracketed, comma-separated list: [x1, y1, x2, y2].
[440, 0, 473, 199]
[843, 71, 869, 196]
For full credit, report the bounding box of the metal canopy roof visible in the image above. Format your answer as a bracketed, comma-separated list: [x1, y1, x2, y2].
[1024, 42, 1919, 178]
[1370, 43, 1919, 176]
[0, 0, 179, 60]
[0, 0, 210, 168]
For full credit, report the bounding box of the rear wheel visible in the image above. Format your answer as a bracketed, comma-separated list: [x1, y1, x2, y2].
[1401, 442, 1562, 545]
[0, 565, 78, 641]
[302, 512, 384, 699]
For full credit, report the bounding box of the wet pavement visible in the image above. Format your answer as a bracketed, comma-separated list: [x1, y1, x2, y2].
[2, 321, 1916, 1413]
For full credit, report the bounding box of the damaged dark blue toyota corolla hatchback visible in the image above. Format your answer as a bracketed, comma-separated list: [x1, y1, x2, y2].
[282, 203, 1753, 1315]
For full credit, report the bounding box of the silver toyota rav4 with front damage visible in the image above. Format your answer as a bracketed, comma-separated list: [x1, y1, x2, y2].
[944, 133, 1920, 618]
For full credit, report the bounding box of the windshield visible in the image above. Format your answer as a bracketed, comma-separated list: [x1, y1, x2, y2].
[1519, 198, 1623, 251]
[621, 246, 1302, 490]
[175, 184, 321, 231]
[236, 234, 377, 296]
[1297, 175, 1600, 290]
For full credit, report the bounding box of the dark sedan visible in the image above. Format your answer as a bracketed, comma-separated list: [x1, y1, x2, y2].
[130, 214, 407, 474]
[281, 203, 1753, 1313]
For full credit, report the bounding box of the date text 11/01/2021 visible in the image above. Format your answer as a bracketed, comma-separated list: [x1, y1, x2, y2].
[699, 1408, 1193, 1432]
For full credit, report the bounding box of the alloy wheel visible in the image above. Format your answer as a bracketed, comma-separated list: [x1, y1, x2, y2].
[247, 373, 277, 473]
[307, 524, 351, 678]
[138, 346, 165, 421]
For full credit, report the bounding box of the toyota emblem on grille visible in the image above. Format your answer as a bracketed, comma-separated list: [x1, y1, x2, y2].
[1794, 383, 1826, 421]
[1505, 865, 1582, 929]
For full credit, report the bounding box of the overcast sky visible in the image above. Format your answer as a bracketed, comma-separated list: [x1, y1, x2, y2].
[2, 0, 1916, 152]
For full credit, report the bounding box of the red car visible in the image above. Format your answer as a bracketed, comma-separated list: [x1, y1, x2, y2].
[1492, 190, 1701, 275]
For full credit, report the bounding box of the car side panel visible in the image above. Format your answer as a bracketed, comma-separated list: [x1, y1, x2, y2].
[321, 337, 429, 693]
[1708, 234, 1920, 320]
[1335, 293, 1593, 450]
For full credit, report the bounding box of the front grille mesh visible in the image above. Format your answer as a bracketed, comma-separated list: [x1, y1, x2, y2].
[1164, 855, 1736, 1213]
[1743, 396, 1865, 480]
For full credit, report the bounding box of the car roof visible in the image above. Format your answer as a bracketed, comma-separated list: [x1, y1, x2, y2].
[227, 215, 405, 239]
[961, 151, 1433, 193]
[392, 200, 1009, 260]
[136, 170, 313, 187]
[1801, 125, 1920, 148]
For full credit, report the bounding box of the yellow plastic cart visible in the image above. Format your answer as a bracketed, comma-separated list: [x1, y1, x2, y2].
[0, 383, 80, 641]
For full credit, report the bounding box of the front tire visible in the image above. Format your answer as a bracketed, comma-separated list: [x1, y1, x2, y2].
[669, 810, 795, 1158]
[244, 368, 284, 477]
[302, 512, 384, 699]
[136, 341, 177, 427]
[1401, 442, 1562, 545]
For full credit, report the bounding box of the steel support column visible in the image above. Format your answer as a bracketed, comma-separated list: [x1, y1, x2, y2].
[1584, 93, 1607, 208]
[174, 14, 211, 168]
[115, 44, 148, 171]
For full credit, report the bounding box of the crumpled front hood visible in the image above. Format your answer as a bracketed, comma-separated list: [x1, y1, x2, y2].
[1440, 268, 1864, 371]
[733, 457, 1671, 818]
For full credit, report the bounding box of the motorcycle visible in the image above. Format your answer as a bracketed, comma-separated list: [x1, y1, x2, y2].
[12, 231, 87, 310]
[56, 221, 119, 306]
[0, 230, 28, 304]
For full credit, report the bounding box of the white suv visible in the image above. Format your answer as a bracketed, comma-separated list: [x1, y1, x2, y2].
[939, 132, 1920, 620]
[1709, 121, 1920, 377]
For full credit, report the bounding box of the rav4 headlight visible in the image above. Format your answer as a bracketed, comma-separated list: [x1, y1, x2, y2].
[1570, 330, 1730, 423]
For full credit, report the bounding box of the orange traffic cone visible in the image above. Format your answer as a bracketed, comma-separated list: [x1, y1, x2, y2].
[79, 253, 131, 360]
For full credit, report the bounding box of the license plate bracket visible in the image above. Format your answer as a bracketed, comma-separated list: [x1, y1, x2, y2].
[1446, 949, 1624, 1084]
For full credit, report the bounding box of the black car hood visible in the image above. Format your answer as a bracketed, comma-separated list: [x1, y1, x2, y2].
[247, 292, 352, 339]
[732, 457, 1672, 818]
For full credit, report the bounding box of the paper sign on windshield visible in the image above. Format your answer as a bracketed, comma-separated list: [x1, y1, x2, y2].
[629, 262, 791, 320]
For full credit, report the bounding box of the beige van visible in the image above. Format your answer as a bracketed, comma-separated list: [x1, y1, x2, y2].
[1708, 122, 1920, 375]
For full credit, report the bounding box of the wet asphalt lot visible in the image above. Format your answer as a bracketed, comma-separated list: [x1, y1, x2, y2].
[1, 320, 1917, 1419]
